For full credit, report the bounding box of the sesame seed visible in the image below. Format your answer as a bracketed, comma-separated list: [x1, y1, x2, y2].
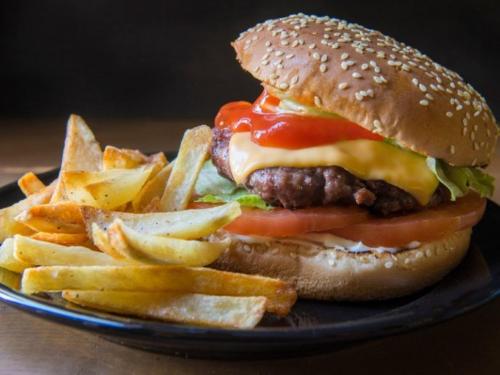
[261, 60, 270, 66]
[290, 75, 299, 85]
[331, 43, 339, 49]
[280, 40, 289, 46]
[312, 52, 320, 60]
[309, 43, 316, 49]
[341, 52, 349, 60]
[450, 145, 456, 154]
[355, 92, 364, 101]
[446, 112, 453, 118]
[419, 99, 429, 106]
[338, 82, 349, 90]
[320, 64, 327, 73]
[418, 84, 427, 92]
[425, 93, 434, 101]
[314, 96, 322, 106]
[361, 63, 369, 70]
[285, 53, 294, 59]
[278, 82, 289, 90]
[384, 261, 394, 269]
[321, 54, 328, 62]
[412, 78, 419, 86]
[373, 119, 382, 130]
[352, 72, 362, 79]
[265, 41, 271, 47]
[275, 51, 284, 57]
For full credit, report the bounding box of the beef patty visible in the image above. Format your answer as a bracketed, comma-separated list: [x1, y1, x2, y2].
[211, 128, 449, 215]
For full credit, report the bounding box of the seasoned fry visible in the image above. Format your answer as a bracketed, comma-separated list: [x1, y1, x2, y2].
[63, 166, 153, 210]
[0, 183, 55, 242]
[0, 238, 32, 273]
[107, 219, 229, 266]
[14, 201, 85, 234]
[103, 146, 167, 171]
[51, 115, 103, 203]
[17, 172, 46, 196]
[31, 232, 89, 247]
[0, 267, 21, 290]
[159, 125, 211, 211]
[91, 223, 126, 259]
[14, 235, 129, 266]
[82, 202, 241, 240]
[63, 290, 266, 329]
[21, 265, 297, 315]
[132, 164, 172, 212]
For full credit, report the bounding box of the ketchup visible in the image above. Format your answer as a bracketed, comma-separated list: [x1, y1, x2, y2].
[215, 90, 383, 149]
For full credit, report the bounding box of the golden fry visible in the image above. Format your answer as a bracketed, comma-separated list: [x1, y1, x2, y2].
[0, 238, 32, 273]
[14, 201, 85, 234]
[51, 115, 103, 203]
[63, 290, 266, 329]
[17, 172, 46, 196]
[0, 267, 21, 290]
[31, 232, 89, 247]
[159, 125, 211, 211]
[22, 265, 297, 315]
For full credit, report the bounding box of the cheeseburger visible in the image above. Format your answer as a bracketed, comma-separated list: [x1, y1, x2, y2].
[194, 14, 498, 300]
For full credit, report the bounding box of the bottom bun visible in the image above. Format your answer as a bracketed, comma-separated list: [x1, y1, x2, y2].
[211, 229, 471, 300]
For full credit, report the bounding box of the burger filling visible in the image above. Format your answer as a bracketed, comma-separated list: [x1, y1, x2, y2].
[193, 90, 494, 248]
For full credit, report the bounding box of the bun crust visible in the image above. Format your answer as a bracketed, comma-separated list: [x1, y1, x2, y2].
[212, 229, 471, 300]
[233, 15, 498, 167]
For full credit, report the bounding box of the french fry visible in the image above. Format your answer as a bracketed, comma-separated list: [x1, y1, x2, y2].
[0, 183, 55, 242]
[103, 146, 151, 170]
[21, 265, 297, 315]
[14, 235, 129, 266]
[0, 238, 32, 273]
[91, 223, 126, 259]
[107, 219, 229, 266]
[63, 166, 153, 210]
[0, 267, 21, 290]
[159, 125, 211, 212]
[82, 202, 241, 240]
[31, 232, 89, 247]
[17, 172, 46, 196]
[132, 164, 173, 212]
[14, 201, 85, 234]
[51, 115, 103, 203]
[63, 290, 266, 329]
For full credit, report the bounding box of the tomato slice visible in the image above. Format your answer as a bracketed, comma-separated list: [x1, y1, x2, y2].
[330, 194, 486, 247]
[215, 90, 383, 149]
[222, 205, 370, 237]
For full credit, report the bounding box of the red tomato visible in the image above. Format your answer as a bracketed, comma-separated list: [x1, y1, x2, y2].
[330, 194, 486, 247]
[222, 205, 371, 237]
[215, 90, 383, 149]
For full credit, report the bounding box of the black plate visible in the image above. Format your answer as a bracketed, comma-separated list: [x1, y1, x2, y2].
[0, 168, 498, 359]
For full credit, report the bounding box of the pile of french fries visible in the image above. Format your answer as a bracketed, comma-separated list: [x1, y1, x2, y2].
[0, 115, 296, 329]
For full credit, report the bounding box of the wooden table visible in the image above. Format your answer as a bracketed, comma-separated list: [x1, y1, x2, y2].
[1, 119, 499, 374]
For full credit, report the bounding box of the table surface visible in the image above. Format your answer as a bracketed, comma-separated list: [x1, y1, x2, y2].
[0, 118, 499, 375]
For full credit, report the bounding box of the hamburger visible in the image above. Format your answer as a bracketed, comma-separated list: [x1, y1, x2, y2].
[193, 14, 498, 300]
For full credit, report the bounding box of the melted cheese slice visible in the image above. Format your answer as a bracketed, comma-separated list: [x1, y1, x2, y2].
[229, 132, 439, 205]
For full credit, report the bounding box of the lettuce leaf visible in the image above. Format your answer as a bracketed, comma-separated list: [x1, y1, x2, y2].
[194, 160, 271, 209]
[426, 157, 494, 200]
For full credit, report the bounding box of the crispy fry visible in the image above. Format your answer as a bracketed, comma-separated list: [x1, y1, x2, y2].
[21, 265, 297, 315]
[63, 290, 266, 329]
[159, 125, 211, 211]
[0, 183, 55, 242]
[17, 172, 46, 196]
[81, 202, 240, 240]
[31, 232, 89, 247]
[107, 219, 229, 266]
[0, 238, 32, 273]
[132, 164, 172, 212]
[0, 267, 21, 290]
[63, 166, 152, 210]
[91, 223, 126, 259]
[14, 235, 129, 266]
[51, 115, 103, 203]
[14, 201, 85, 234]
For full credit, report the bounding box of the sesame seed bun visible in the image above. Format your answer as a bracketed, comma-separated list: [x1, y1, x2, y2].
[233, 14, 498, 167]
[212, 228, 471, 300]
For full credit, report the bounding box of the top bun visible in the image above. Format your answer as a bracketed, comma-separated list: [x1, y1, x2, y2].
[233, 14, 498, 167]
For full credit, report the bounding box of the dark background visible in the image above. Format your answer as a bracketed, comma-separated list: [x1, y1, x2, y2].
[1, 0, 498, 121]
